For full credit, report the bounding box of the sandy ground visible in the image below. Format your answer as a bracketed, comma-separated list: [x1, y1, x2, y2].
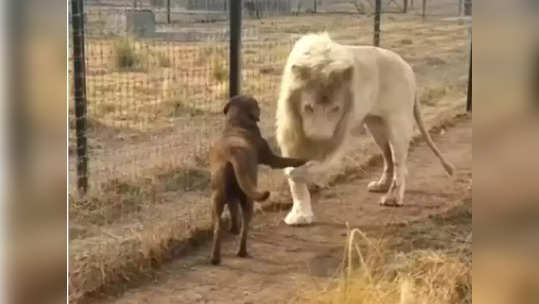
[82, 115, 471, 304]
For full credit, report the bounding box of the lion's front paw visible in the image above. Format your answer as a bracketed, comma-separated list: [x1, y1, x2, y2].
[286, 161, 321, 183]
[284, 208, 315, 225]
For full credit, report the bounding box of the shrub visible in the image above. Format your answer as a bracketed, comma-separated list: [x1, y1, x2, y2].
[114, 37, 145, 71]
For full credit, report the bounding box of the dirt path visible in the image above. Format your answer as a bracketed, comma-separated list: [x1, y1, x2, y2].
[86, 117, 471, 304]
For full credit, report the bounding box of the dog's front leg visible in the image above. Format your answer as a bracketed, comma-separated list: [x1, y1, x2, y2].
[267, 155, 306, 169]
[285, 149, 343, 187]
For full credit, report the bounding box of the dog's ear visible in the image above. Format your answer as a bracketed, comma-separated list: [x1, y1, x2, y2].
[223, 102, 231, 115]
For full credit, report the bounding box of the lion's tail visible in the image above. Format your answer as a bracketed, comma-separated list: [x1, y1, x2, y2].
[413, 97, 455, 176]
[230, 153, 270, 202]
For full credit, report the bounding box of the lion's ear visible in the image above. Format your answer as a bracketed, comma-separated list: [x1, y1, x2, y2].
[223, 102, 231, 115]
[291, 64, 310, 80]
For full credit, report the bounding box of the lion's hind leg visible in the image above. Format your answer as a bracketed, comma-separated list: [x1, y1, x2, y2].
[365, 116, 393, 193]
[379, 115, 413, 207]
[210, 190, 226, 265]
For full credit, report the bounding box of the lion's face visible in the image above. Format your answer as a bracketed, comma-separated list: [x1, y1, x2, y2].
[293, 65, 353, 141]
[299, 88, 344, 140]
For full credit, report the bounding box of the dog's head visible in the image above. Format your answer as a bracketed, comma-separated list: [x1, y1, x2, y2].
[223, 95, 261, 124]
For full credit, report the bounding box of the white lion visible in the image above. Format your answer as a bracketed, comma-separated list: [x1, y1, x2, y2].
[276, 32, 454, 225]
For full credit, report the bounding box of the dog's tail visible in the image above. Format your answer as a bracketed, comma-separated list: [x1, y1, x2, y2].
[413, 96, 455, 176]
[230, 152, 270, 202]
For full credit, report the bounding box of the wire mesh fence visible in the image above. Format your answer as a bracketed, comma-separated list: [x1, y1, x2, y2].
[68, 0, 471, 300]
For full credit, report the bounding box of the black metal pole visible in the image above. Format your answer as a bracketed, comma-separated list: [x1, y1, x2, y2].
[314, 0, 317, 13]
[464, 0, 471, 16]
[230, 0, 242, 98]
[403, 0, 408, 13]
[422, 0, 426, 19]
[467, 45, 472, 112]
[71, 0, 88, 194]
[374, 0, 381, 47]
[167, 0, 171, 23]
[9, 0, 28, 192]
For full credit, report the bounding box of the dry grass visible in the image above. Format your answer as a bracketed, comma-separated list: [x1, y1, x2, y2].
[300, 227, 471, 304]
[211, 54, 229, 83]
[68, 165, 214, 303]
[156, 51, 171, 68]
[69, 209, 214, 303]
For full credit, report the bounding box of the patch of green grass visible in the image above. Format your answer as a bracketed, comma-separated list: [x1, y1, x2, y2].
[114, 37, 147, 71]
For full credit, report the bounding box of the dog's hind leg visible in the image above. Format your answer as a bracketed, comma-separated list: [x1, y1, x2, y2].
[228, 200, 241, 235]
[210, 190, 225, 265]
[237, 196, 253, 258]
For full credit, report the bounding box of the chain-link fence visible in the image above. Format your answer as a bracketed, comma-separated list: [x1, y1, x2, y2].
[69, 0, 471, 300]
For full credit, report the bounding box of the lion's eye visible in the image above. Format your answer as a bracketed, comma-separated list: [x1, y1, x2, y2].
[304, 104, 314, 113]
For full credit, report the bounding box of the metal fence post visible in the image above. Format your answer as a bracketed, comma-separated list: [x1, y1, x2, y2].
[464, 0, 471, 16]
[71, 0, 88, 194]
[467, 45, 472, 112]
[230, 0, 242, 97]
[374, 0, 381, 46]
[167, 0, 171, 23]
[422, 0, 426, 19]
[403, 0, 408, 13]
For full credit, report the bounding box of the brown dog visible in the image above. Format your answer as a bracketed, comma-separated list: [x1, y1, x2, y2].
[209, 95, 306, 265]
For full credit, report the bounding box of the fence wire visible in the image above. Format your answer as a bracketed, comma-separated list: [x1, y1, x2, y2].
[68, 0, 471, 300]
